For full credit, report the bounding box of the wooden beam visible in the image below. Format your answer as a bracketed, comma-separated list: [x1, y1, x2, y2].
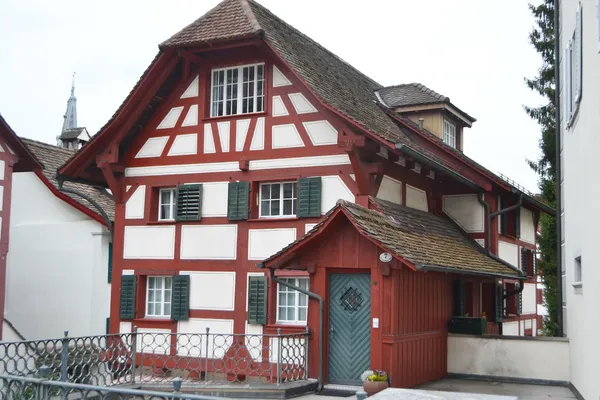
[348, 148, 370, 195]
[99, 162, 123, 204]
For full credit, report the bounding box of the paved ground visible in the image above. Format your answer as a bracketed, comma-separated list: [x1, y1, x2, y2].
[293, 378, 576, 399]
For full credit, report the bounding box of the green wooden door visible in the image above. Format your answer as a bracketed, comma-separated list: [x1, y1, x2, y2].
[328, 273, 371, 384]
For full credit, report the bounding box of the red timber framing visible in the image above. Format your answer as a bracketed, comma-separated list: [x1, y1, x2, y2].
[0, 115, 42, 339]
[58, 28, 546, 387]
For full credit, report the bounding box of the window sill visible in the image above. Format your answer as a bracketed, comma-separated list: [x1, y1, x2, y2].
[264, 324, 308, 335]
[203, 111, 267, 123]
[572, 281, 583, 288]
[133, 318, 173, 323]
[248, 217, 300, 223]
[147, 220, 176, 225]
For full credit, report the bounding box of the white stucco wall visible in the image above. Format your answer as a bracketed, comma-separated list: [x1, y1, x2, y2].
[5, 172, 110, 339]
[560, 2, 600, 399]
[448, 334, 570, 383]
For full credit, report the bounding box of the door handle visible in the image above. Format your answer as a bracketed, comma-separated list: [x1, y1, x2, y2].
[329, 326, 334, 335]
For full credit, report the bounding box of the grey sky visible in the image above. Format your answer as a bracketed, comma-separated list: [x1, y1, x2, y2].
[0, 0, 544, 192]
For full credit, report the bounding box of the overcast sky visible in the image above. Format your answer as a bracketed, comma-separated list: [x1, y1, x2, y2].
[0, 0, 544, 192]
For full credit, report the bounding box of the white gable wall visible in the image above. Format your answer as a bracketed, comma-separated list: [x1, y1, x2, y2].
[5, 172, 110, 339]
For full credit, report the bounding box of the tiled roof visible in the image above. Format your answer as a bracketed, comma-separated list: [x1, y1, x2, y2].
[378, 83, 448, 108]
[262, 198, 522, 278]
[59, 127, 86, 140]
[22, 139, 115, 221]
[161, 0, 262, 47]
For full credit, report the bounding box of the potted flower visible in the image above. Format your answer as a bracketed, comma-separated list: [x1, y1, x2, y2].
[363, 369, 390, 396]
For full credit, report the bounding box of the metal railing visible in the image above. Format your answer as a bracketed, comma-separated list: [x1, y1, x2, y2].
[498, 173, 537, 198]
[0, 372, 224, 399]
[0, 327, 310, 390]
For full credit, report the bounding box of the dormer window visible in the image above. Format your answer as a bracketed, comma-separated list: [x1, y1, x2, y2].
[443, 119, 456, 148]
[211, 63, 265, 117]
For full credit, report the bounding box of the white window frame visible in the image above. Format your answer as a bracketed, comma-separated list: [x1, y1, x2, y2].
[567, 4, 583, 127]
[259, 181, 297, 218]
[146, 276, 173, 318]
[210, 63, 265, 118]
[597, 0, 600, 52]
[443, 119, 456, 148]
[276, 278, 309, 325]
[158, 188, 176, 221]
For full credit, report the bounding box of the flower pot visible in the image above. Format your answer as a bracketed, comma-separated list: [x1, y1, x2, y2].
[363, 380, 389, 396]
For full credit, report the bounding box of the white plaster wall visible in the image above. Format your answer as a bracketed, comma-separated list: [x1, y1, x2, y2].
[123, 226, 175, 259]
[443, 194, 484, 232]
[6, 172, 110, 339]
[498, 241, 518, 268]
[248, 228, 296, 260]
[502, 321, 519, 336]
[321, 175, 354, 214]
[180, 225, 237, 260]
[201, 182, 228, 217]
[376, 176, 402, 205]
[125, 185, 145, 219]
[136, 328, 172, 355]
[177, 318, 233, 358]
[522, 283, 537, 315]
[519, 207, 535, 244]
[560, 3, 600, 397]
[180, 271, 235, 310]
[448, 335, 570, 382]
[405, 185, 428, 212]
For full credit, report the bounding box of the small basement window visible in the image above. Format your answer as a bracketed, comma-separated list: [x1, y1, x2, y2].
[158, 188, 176, 221]
[259, 182, 297, 218]
[573, 256, 582, 289]
[211, 63, 265, 117]
[146, 276, 172, 318]
[443, 119, 456, 148]
[277, 278, 309, 324]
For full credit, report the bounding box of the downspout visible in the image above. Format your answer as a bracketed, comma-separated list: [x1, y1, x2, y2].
[478, 192, 526, 335]
[57, 180, 114, 240]
[554, 0, 563, 337]
[269, 268, 324, 391]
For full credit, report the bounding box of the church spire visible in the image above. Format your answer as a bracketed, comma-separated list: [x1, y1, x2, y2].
[61, 72, 77, 134]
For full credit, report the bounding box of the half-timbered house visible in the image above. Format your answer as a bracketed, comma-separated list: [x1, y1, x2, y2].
[58, 0, 553, 387]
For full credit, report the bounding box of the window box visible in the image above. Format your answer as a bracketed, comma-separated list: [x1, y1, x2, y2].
[448, 317, 488, 335]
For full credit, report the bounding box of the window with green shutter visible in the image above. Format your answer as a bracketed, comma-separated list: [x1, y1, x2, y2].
[176, 184, 202, 221]
[492, 282, 503, 323]
[297, 177, 321, 218]
[171, 275, 190, 321]
[119, 275, 137, 320]
[248, 276, 268, 325]
[453, 280, 466, 317]
[520, 248, 529, 276]
[228, 181, 250, 220]
[107, 242, 113, 283]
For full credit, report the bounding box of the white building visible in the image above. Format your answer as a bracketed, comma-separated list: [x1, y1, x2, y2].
[4, 139, 114, 339]
[559, 1, 600, 399]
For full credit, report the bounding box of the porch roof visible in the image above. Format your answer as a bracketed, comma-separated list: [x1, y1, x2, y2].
[260, 198, 523, 279]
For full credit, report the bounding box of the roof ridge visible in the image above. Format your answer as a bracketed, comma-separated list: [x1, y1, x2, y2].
[240, 0, 262, 32]
[21, 137, 76, 154]
[247, 0, 382, 89]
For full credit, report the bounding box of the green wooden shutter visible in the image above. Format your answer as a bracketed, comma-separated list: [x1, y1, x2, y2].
[532, 251, 537, 276]
[520, 248, 529, 276]
[171, 275, 190, 321]
[247, 276, 268, 325]
[453, 280, 465, 317]
[297, 177, 321, 218]
[107, 242, 113, 283]
[517, 291, 523, 316]
[227, 182, 250, 221]
[492, 282, 503, 323]
[119, 275, 137, 320]
[106, 317, 110, 335]
[175, 184, 202, 221]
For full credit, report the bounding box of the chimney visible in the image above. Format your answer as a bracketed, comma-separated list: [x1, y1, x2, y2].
[418, 118, 424, 129]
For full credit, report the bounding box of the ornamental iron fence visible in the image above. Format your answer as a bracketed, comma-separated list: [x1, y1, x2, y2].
[0, 327, 309, 393]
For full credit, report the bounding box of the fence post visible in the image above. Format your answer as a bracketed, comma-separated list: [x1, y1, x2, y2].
[277, 328, 282, 385]
[130, 327, 137, 384]
[38, 365, 51, 400]
[60, 331, 69, 382]
[204, 327, 210, 382]
[304, 326, 310, 380]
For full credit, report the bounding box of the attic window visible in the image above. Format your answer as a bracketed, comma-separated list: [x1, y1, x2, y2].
[211, 63, 265, 117]
[443, 119, 456, 148]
